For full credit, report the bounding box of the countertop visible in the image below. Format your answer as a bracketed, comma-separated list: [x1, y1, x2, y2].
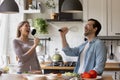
[0, 74, 113, 80]
[105, 62, 120, 71]
[40, 62, 120, 71]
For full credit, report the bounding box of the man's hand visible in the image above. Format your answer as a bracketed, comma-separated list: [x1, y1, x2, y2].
[59, 27, 69, 37]
[59, 27, 69, 48]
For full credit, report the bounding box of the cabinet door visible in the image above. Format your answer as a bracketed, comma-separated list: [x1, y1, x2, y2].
[108, 0, 120, 36]
[83, 0, 107, 36]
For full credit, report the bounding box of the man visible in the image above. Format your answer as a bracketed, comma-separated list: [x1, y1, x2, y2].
[59, 18, 107, 75]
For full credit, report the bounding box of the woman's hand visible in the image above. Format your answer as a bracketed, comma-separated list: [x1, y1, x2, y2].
[33, 37, 40, 47]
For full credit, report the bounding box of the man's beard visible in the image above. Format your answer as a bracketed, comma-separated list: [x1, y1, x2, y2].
[84, 32, 89, 36]
[84, 30, 92, 36]
[84, 30, 91, 36]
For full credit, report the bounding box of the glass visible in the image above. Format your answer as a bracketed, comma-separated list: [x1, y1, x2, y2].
[50, 13, 58, 20]
[8, 64, 19, 74]
[115, 72, 120, 80]
[0, 56, 4, 67]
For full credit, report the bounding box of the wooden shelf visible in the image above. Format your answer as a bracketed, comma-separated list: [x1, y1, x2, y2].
[46, 19, 83, 22]
[23, 10, 41, 14]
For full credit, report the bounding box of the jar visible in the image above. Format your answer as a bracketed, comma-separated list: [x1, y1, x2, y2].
[50, 13, 58, 20]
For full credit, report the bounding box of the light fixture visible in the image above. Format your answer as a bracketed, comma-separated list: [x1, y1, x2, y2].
[0, 0, 19, 14]
[61, 0, 83, 13]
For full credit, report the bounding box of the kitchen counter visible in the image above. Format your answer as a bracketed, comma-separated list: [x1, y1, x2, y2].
[102, 76, 113, 80]
[0, 74, 113, 80]
[40, 62, 120, 71]
[104, 62, 120, 71]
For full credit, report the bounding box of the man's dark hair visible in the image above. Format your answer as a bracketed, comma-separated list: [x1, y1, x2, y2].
[88, 18, 101, 36]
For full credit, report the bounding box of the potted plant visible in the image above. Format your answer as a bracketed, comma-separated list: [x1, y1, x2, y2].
[45, 0, 56, 10]
[45, 0, 57, 19]
[33, 18, 48, 34]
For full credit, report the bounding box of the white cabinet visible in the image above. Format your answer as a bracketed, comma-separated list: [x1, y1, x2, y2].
[83, 0, 107, 36]
[107, 0, 120, 36]
[83, 0, 120, 36]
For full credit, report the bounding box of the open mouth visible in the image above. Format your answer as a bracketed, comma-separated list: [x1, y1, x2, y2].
[26, 30, 30, 33]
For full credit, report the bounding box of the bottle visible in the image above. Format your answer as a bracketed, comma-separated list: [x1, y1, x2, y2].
[37, 2, 42, 10]
[32, 0, 37, 9]
[55, 48, 59, 54]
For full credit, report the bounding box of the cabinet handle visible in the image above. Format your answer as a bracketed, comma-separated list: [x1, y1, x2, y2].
[115, 33, 120, 35]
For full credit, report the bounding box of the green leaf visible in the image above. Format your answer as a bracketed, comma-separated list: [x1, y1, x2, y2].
[33, 18, 48, 34]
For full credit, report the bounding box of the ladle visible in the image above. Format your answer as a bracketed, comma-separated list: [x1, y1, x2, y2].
[31, 29, 36, 36]
[109, 41, 114, 60]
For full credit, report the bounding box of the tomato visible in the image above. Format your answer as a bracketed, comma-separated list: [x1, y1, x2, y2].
[81, 72, 88, 78]
[81, 70, 97, 79]
[89, 70, 97, 78]
[81, 72, 91, 78]
[81, 74, 84, 78]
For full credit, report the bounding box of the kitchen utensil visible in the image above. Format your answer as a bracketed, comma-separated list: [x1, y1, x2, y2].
[31, 29, 36, 36]
[52, 53, 63, 62]
[51, 48, 63, 62]
[51, 48, 63, 66]
[58, 26, 78, 32]
[31, 28, 51, 40]
[109, 41, 114, 60]
[49, 22, 78, 32]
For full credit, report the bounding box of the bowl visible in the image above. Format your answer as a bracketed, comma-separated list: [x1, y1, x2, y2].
[46, 74, 57, 80]
[2, 74, 27, 80]
[62, 74, 74, 80]
[26, 75, 46, 80]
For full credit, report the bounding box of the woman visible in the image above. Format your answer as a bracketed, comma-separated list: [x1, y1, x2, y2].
[13, 21, 41, 73]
